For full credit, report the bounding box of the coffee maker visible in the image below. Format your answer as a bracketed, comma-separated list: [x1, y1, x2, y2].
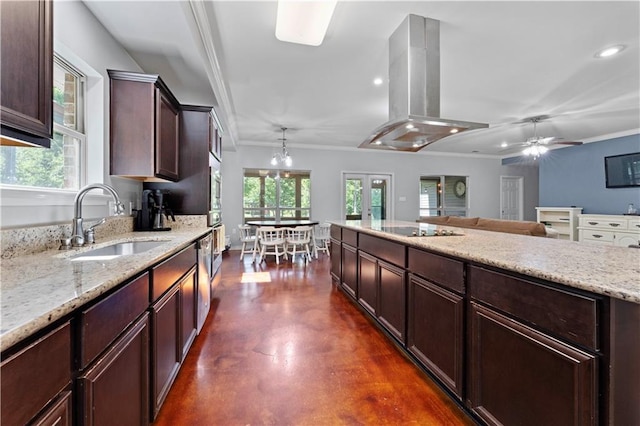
[135, 189, 175, 231]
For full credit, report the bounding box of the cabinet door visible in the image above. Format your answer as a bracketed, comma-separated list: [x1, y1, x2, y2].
[615, 233, 639, 247]
[358, 251, 377, 315]
[151, 284, 181, 419]
[341, 244, 358, 299]
[155, 88, 179, 180]
[469, 302, 597, 426]
[180, 267, 198, 359]
[0, 0, 53, 146]
[79, 314, 149, 426]
[407, 274, 464, 398]
[330, 239, 341, 282]
[377, 260, 406, 343]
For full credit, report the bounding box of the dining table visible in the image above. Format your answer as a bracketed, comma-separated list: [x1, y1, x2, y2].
[245, 220, 320, 263]
[245, 220, 319, 228]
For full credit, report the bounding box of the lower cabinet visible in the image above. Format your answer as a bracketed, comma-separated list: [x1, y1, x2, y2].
[78, 314, 150, 426]
[358, 251, 377, 315]
[180, 267, 198, 359]
[34, 391, 72, 426]
[1, 322, 71, 426]
[468, 302, 598, 426]
[377, 260, 406, 343]
[151, 284, 181, 419]
[407, 274, 464, 399]
[341, 243, 358, 299]
[330, 238, 341, 283]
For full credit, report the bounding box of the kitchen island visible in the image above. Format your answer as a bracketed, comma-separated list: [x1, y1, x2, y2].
[0, 220, 214, 425]
[330, 220, 639, 426]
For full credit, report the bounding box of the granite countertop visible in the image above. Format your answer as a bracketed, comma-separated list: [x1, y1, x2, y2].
[0, 226, 211, 352]
[332, 220, 640, 304]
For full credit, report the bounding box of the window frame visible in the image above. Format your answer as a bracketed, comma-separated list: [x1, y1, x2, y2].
[242, 169, 311, 222]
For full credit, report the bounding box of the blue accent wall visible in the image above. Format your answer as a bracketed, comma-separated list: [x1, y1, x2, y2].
[539, 134, 640, 214]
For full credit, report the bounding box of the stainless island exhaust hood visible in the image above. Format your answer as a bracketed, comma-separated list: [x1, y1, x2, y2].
[360, 15, 488, 152]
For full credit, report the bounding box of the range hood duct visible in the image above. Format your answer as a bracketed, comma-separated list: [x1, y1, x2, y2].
[360, 15, 488, 152]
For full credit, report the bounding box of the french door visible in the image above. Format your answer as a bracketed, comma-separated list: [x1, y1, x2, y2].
[343, 173, 391, 221]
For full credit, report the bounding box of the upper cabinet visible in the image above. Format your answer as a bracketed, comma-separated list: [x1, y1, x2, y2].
[0, 0, 53, 147]
[108, 70, 180, 182]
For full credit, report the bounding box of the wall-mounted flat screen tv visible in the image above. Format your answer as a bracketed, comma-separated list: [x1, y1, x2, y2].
[605, 152, 640, 188]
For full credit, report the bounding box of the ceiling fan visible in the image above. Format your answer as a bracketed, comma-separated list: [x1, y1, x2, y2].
[514, 116, 583, 158]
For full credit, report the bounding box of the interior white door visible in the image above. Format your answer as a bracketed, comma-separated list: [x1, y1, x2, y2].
[343, 173, 391, 221]
[500, 176, 523, 220]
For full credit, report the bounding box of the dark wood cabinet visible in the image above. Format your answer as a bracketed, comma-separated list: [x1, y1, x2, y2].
[330, 238, 341, 283]
[358, 251, 377, 315]
[151, 284, 181, 419]
[155, 89, 180, 180]
[108, 70, 180, 181]
[408, 274, 464, 399]
[377, 260, 406, 344]
[33, 391, 72, 426]
[1, 322, 71, 426]
[341, 243, 358, 299]
[0, 0, 53, 147]
[468, 302, 597, 426]
[146, 105, 217, 219]
[180, 267, 198, 359]
[78, 314, 150, 426]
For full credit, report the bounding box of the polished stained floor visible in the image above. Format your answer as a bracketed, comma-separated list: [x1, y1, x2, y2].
[154, 252, 474, 425]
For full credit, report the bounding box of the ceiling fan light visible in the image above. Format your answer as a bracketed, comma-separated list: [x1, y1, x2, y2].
[595, 45, 626, 58]
[275, 0, 338, 46]
[523, 147, 532, 156]
[538, 145, 548, 154]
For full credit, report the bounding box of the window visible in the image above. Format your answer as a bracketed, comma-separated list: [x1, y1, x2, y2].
[243, 169, 311, 221]
[419, 175, 468, 217]
[0, 56, 85, 190]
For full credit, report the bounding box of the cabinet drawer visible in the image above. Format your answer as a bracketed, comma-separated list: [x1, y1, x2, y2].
[468, 266, 599, 350]
[359, 233, 405, 268]
[408, 248, 464, 293]
[80, 272, 149, 368]
[1, 322, 71, 426]
[580, 229, 615, 242]
[580, 217, 627, 230]
[151, 243, 196, 301]
[628, 218, 640, 231]
[330, 225, 341, 241]
[342, 228, 358, 247]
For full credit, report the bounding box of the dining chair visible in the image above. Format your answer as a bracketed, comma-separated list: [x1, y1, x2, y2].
[284, 226, 313, 263]
[313, 223, 331, 258]
[238, 224, 258, 261]
[256, 226, 288, 264]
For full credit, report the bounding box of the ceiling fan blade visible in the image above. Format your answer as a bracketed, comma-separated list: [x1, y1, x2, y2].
[551, 140, 583, 145]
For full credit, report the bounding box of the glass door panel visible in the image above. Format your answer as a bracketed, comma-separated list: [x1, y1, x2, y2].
[344, 174, 391, 221]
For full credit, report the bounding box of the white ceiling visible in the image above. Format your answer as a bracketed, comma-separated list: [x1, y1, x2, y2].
[84, 1, 640, 157]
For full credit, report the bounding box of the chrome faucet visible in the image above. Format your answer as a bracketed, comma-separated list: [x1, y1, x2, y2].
[70, 183, 125, 247]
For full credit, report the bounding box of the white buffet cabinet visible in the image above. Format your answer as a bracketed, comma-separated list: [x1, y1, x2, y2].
[578, 214, 640, 247]
[536, 207, 583, 241]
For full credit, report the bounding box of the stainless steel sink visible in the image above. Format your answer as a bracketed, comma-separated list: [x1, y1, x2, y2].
[70, 240, 165, 261]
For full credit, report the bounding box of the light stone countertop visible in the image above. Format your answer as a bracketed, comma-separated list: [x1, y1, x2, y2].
[333, 220, 640, 304]
[0, 227, 211, 352]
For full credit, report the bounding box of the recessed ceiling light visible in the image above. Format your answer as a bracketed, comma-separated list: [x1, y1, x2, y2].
[500, 142, 508, 148]
[594, 45, 626, 58]
[374, 140, 382, 145]
[373, 78, 383, 86]
[449, 128, 459, 134]
[406, 124, 415, 129]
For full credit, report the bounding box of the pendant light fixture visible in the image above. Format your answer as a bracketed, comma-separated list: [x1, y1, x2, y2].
[271, 127, 293, 167]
